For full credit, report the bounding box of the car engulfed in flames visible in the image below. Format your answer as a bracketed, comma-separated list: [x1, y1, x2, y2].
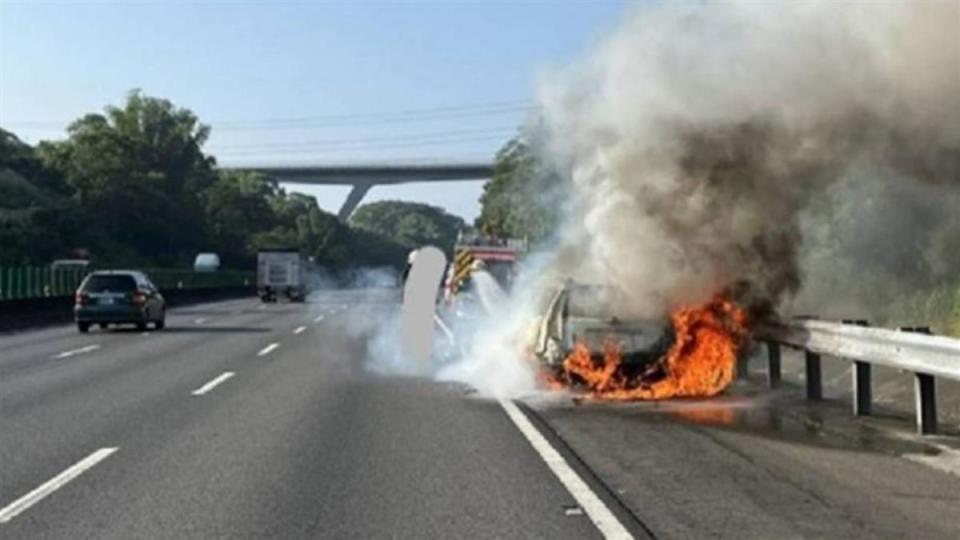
[528, 281, 749, 400]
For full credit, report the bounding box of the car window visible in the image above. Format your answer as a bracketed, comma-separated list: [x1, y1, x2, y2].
[133, 274, 149, 289]
[82, 275, 137, 292]
[566, 286, 611, 318]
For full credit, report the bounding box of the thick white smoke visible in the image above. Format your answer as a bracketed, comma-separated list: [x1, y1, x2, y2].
[365, 2, 960, 397]
[536, 1, 960, 317]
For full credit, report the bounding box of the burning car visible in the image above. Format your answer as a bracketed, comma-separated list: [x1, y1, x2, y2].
[530, 280, 750, 400]
[528, 280, 673, 373]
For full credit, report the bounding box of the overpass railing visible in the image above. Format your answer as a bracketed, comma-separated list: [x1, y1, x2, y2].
[753, 318, 960, 435]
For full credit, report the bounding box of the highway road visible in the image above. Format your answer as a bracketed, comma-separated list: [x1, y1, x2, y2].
[2, 291, 959, 539]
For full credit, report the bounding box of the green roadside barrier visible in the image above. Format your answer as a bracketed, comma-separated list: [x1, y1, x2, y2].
[0, 266, 254, 301]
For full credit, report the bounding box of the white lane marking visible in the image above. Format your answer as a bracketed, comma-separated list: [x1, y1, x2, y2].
[191, 372, 235, 396]
[314, 314, 325, 323]
[499, 400, 634, 539]
[0, 447, 118, 524]
[257, 343, 279, 357]
[52, 344, 100, 359]
[140, 332, 150, 337]
[293, 326, 306, 335]
[194, 317, 208, 324]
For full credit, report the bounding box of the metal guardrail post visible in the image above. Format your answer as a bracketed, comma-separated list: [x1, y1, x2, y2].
[841, 320, 872, 416]
[853, 361, 872, 416]
[736, 343, 753, 379]
[898, 326, 937, 435]
[914, 373, 937, 435]
[757, 318, 959, 434]
[805, 351, 822, 400]
[767, 342, 781, 387]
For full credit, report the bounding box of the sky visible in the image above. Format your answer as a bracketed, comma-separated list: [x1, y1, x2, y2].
[0, 0, 630, 221]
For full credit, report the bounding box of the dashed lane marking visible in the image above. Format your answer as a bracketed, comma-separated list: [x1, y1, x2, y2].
[257, 343, 279, 357]
[293, 326, 306, 335]
[0, 447, 118, 524]
[52, 344, 101, 359]
[191, 372, 235, 396]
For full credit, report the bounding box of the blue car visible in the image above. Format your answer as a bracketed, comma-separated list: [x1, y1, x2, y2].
[74, 271, 166, 333]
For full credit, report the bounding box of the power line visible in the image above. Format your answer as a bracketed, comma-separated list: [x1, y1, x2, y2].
[208, 126, 517, 151]
[4, 99, 538, 130]
[213, 99, 534, 126]
[214, 105, 536, 131]
[211, 133, 510, 157]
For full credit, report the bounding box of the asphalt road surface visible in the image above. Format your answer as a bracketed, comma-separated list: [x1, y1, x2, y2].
[2, 291, 958, 539]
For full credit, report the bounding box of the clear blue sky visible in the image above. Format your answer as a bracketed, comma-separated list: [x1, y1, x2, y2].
[0, 1, 629, 220]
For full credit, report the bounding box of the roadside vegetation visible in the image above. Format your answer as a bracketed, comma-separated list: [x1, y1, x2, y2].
[0, 91, 462, 272]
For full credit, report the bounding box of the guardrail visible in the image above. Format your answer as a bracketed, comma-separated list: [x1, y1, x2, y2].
[0, 266, 254, 301]
[754, 319, 960, 435]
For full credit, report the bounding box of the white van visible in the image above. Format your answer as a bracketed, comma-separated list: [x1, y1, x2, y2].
[193, 253, 221, 272]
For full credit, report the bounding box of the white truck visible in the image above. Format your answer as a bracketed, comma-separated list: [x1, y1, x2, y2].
[256, 249, 307, 303]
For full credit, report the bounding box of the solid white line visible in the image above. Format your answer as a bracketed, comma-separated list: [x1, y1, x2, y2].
[498, 400, 634, 540]
[257, 343, 279, 357]
[191, 372, 235, 396]
[52, 344, 100, 359]
[0, 447, 118, 524]
[293, 326, 306, 335]
[314, 314, 325, 323]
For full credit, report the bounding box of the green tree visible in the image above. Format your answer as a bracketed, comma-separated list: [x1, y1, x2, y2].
[350, 200, 465, 255]
[0, 129, 82, 264]
[204, 171, 279, 266]
[476, 135, 565, 245]
[38, 90, 216, 265]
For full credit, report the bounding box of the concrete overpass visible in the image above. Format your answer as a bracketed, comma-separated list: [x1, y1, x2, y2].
[226, 163, 494, 220]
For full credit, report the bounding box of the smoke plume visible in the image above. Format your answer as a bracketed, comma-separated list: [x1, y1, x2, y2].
[536, 2, 960, 318]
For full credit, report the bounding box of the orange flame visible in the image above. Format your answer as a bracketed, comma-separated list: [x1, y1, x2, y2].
[554, 293, 749, 400]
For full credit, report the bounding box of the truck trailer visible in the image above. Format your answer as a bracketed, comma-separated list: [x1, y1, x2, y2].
[257, 249, 307, 303]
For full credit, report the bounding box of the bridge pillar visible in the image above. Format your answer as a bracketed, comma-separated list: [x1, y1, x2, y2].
[338, 182, 373, 221]
[805, 351, 822, 400]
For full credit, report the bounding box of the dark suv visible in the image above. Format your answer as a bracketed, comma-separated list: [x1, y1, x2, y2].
[74, 271, 166, 333]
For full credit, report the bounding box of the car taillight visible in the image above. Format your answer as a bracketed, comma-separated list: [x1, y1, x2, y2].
[132, 291, 148, 304]
[75, 292, 88, 306]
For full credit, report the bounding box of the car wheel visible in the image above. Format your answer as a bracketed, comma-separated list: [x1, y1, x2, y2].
[99, 323, 108, 329]
[154, 313, 165, 330]
[136, 322, 147, 331]
[78, 322, 90, 333]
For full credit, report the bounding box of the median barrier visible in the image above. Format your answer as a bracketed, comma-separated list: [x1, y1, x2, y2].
[0, 286, 255, 333]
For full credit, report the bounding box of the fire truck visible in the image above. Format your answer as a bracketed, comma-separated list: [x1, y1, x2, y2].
[443, 229, 527, 306]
